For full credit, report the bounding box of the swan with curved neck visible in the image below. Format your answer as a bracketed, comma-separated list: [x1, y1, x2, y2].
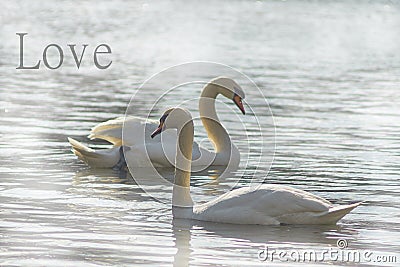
[68, 77, 245, 168]
[151, 107, 362, 225]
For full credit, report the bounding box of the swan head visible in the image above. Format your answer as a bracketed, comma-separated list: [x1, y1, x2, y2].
[209, 76, 246, 115]
[151, 107, 192, 138]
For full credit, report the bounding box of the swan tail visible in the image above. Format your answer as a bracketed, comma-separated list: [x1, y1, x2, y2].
[317, 202, 362, 224]
[68, 137, 120, 168]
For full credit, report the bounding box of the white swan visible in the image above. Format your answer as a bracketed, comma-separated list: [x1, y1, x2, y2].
[151, 107, 362, 225]
[68, 77, 245, 169]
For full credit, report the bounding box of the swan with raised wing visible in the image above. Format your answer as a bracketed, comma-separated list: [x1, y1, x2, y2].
[68, 77, 245, 169]
[151, 107, 361, 225]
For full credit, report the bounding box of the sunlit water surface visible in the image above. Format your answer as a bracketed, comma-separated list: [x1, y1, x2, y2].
[1, 0, 400, 266]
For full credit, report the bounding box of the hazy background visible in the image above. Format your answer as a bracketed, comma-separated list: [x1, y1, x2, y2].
[1, 0, 399, 266]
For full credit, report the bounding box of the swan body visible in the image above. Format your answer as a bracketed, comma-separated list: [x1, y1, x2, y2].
[192, 185, 360, 225]
[68, 77, 244, 168]
[153, 107, 361, 225]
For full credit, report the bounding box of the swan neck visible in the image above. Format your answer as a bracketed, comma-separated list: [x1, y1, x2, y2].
[173, 120, 194, 209]
[199, 84, 232, 152]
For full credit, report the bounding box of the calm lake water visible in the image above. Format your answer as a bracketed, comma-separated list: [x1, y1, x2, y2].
[1, 0, 400, 266]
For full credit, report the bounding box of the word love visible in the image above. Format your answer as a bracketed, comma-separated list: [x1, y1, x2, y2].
[16, 33, 112, 70]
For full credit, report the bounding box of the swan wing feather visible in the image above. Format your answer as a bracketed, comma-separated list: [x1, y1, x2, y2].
[89, 116, 159, 146]
[193, 184, 334, 225]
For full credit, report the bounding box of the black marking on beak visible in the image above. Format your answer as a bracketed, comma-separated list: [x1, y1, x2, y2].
[151, 125, 163, 138]
[150, 113, 169, 138]
[233, 94, 245, 115]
